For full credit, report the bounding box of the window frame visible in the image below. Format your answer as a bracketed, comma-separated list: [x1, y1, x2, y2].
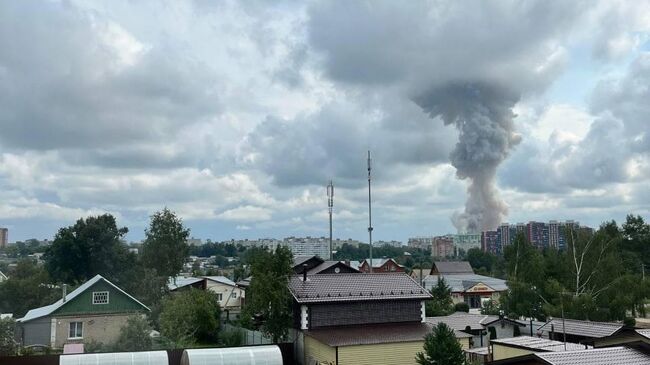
[215, 293, 223, 301]
[92, 291, 110, 305]
[68, 321, 83, 339]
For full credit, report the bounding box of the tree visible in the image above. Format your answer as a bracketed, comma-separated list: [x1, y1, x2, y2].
[114, 316, 153, 352]
[141, 208, 190, 279]
[416, 322, 466, 365]
[0, 259, 59, 317]
[159, 289, 221, 346]
[0, 317, 18, 356]
[454, 302, 469, 313]
[426, 277, 454, 316]
[242, 246, 293, 343]
[44, 214, 132, 284]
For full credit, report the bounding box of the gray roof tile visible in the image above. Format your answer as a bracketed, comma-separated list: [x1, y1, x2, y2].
[432, 261, 474, 274]
[535, 346, 650, 365]
[490, 336, 590, 352]
[289, 273, 431, 303]
[537, 318, 623, 339]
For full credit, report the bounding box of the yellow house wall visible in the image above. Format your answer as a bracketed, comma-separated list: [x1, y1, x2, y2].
[458, 337, 470, 350]
[305, 336, 336, 365]
[338, 341, 424, 365]
[491, 344, 534, 361]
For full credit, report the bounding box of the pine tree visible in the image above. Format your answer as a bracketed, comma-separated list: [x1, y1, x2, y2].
[416, 322, 466, 365]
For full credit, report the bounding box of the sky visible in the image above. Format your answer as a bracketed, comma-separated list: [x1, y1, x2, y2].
[0, 0, 649, 243]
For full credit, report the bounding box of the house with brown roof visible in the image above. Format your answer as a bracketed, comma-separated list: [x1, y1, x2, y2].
[359, 258, 404, 273]
[293, 255, 360, 275]
[289, 272, 469, 365]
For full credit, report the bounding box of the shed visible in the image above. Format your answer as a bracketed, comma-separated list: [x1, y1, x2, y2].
[59, 351, 168, 365]
[181, 345, 283, 365]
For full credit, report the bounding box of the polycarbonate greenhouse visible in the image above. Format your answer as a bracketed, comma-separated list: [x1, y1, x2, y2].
[180, 345, 283, 365]
[59, 351, 168, 365]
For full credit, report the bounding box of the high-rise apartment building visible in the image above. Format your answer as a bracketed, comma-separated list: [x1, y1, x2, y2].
[481, 230, 500, 254]
[432, 235, 455, 258]
[0, 228, 7, 249]
[527, 221, 549, 248]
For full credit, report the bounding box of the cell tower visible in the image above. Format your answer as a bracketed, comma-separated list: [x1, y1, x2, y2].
[367, 150, 373, 273]
[327, 180, 334, 260]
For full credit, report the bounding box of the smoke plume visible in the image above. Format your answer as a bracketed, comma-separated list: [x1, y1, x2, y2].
[415, 82, 521, 233]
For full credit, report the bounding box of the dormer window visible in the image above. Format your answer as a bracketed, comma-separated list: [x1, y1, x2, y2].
[92, 291, 109, 305]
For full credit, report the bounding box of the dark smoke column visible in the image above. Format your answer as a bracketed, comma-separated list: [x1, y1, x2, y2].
[416, 82, 521, 233]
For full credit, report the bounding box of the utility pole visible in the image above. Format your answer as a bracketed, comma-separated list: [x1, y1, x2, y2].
[327, 180, 334, 261]
[367, 151, 373, 273]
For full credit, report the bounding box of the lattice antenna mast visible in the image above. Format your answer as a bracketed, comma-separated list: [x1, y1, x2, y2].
[327, 180, 334, 260]
[367, 151, 373, 273]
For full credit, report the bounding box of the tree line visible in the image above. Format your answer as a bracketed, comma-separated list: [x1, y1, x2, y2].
[466, 215, 650, 324]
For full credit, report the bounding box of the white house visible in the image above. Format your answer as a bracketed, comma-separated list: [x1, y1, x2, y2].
[203, 276, 245, 313]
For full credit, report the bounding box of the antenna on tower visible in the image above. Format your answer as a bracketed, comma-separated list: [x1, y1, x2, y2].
[367, 150, 373, 273]
[327, 180, 334, 261]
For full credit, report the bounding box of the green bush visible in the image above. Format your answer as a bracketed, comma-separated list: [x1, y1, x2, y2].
[220, 328, 245, 347]
[160, 289, 221, 346]
[454, 302, 470, 313]
[114, 316, 153, 352]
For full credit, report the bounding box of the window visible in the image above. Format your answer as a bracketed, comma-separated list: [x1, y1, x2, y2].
[215, 293, 223, 301]
[92, 291, 109, 305]
[231, 292, 237, 299]
[68, 322, 83, 339]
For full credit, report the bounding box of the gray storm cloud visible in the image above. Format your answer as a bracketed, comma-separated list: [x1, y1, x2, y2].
[416, 82, 521, 233]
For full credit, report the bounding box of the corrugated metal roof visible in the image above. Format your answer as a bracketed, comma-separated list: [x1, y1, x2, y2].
[537, 318, 623, 339]
[167, 276, 204, 290]
[293, 255, 321, 267]
[306, 322, 470, 347]
[534, 346, 650, 365]
[423, 274, 508, 292]
[427, 312, 499, 330]
[360, 258, 402, 268]
[203, 276, 237, 287]
[490, 336, 590, 352]
[18, 274, 150, 323]
[637, 329, 650, 340]
[289, 273, 431, 303]
[432, 261, 474, 274]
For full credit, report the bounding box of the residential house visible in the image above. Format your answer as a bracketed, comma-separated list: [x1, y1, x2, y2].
[358, 258, 404, 273]
[537, 318, 625, 344]
[293, 255, 360, 275]
[427, 312, 526, 348]
[203, 276, 245, 313]
[424, 261, 507, 311]
[289, 272, 473, 365]
[489, 346, 650, 365]
[589, 328, 650, 348]
[16, 275, 149, 349]
[167, 277, 206, 291]
[489, 336, 590, 361]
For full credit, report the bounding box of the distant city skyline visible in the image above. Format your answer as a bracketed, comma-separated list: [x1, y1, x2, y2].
[0, 2, 648, 243]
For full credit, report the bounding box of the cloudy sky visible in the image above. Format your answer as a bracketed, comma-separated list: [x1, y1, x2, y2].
[1, 0, 649, 243]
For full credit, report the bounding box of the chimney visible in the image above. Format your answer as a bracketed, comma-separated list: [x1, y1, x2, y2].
[302, 264, 308, 281]
[344, 259, 350, 266]
[62, 284, 67, 303]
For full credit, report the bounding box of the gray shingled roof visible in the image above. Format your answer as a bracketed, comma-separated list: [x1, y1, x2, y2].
[293, 255, 322, 267]
[432, 261, 474, 274]
[537, 318, 623, 339]
[289, 273, 431, 303]
[427, 312, 499, 330]
[490, 336, 590, 352]
[306, 322, 470, 347]
[534, 346, 650, 365]
[423, 274, 508, 293]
